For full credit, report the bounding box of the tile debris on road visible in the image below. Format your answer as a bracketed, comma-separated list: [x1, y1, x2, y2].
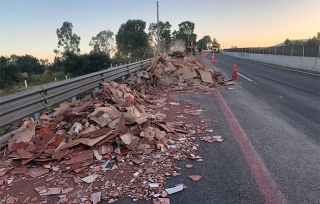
[0, 52, 234, 203]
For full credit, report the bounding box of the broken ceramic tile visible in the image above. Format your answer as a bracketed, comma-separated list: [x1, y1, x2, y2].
[39, 187, 62, 196]
[81, 174, 99, 183]
[189, 175, 202, 182]
[185, 164, 193, 169]
[91, 192, 101, 204]
[212, 136, 224, 142]
[25, 167, 49, 178]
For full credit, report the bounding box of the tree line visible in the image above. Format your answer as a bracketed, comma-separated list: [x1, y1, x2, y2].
[284, 33, 320, 46]
[1, 19, 220, 89]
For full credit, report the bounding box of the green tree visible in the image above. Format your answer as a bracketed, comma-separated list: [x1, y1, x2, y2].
[48, 56, 63, 73]
[148, 21, 172, 53]
[116, 19, 149, 62]
[284, 39, 292, 46]
[0, 56, 21, 89]
[63, 51, 111, 77]
[197, 38, 205, 49]
[9, 54, 19, 64]
[172, 30, 178, 40]
[203, 35, 212, 47]
[175, 21, 197, 43]
[111, 51, 129, 65]
[307, 37, 320, 45]
[63, 52, 86, 76]
[54, 21, 81, 55]
[89, 30, 114, 54]
[16, 55, 44, 76]
[292, 40, 307, 46]
[88, 51, 111, 73]
[212, 38, 218, 44]
[197, 36, 215, 50]
[39, 59, 48, 66]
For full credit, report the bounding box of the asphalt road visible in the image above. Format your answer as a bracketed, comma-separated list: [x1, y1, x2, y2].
[102, 54, 320, 204]
[199, 53, 320, 203]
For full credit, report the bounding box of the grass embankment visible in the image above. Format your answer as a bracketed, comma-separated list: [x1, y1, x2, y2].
[0, 72, 67, 96]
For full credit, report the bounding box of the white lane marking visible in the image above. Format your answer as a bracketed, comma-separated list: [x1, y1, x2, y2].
[238, 72, 253, 81]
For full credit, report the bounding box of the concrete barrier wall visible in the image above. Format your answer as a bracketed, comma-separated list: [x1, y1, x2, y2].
[223, 52, 320, 72]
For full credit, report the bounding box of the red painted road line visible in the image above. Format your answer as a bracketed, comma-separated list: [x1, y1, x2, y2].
[213, 91, 287, 204]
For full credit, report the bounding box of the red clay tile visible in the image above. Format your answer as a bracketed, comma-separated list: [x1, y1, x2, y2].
[17, 149, 33, 159]
[25, 167, 49, 178]
[11, 167, 27, 175]
[188, 175, 201, 182]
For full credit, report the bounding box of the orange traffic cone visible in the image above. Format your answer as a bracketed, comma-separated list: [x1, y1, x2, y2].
[211, 54, 215, 63]
[232, 63, 238, 80]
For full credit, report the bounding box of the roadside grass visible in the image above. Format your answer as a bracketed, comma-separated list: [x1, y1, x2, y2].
[0, 72, 67, 96]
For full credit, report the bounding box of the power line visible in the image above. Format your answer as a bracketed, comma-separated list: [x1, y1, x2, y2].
[159, 6, 178, 26]
[149, 0, 178, 26]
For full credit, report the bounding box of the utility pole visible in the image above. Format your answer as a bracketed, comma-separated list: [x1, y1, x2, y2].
[157, 1, 160, 53]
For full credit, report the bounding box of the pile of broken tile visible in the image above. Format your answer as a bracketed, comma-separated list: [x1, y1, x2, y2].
[0, 53, 229, 204]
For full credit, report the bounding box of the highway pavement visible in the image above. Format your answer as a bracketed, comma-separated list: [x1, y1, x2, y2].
[102, 54, 320, 204]
[199, 53, 320, 203]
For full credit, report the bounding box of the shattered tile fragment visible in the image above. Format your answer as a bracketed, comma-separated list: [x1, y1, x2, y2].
[81, 174, 99, 183]
[185, 164, 193, 169]
[0, 52, 228, 204]
[189, 175, 202, 182]
[91, 192, 101, 204]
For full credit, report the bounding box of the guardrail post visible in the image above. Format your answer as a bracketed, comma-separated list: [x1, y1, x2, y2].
[126, 65, 130, 75]
[55, 78, 57, 81]
[91, 87, 99, 99]
[24, 80, 27, 88]
[291, 46, 293, 57]
[111, 63, 112, 67]
[32, 112, 40, 120]
[311, 45, 320, 71]
[302, 46, 304, 58]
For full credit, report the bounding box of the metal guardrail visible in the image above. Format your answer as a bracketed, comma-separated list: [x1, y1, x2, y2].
[224, 45, 320, 57]
[0, 59, 152, 128]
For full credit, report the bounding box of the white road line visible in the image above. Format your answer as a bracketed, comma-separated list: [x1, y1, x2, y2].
[238, 72, 253, 81]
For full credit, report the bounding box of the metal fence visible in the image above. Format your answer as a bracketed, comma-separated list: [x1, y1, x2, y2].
[0, 59, 152, 128]
[224, 45, 320, 57]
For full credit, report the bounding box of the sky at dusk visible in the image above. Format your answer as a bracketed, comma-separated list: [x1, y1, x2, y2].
[0, 0, 319, 62]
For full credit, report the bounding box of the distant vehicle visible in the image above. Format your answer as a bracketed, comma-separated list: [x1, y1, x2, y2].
[231, 46, 238, 49]
[185, 40, 195, 55]
[211, 43, 220, 53]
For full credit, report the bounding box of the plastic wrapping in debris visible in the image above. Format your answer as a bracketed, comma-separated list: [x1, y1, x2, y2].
[165, 184, 184, 194]
[0, 52, 229, 203]
[75, 125, 81, 133]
